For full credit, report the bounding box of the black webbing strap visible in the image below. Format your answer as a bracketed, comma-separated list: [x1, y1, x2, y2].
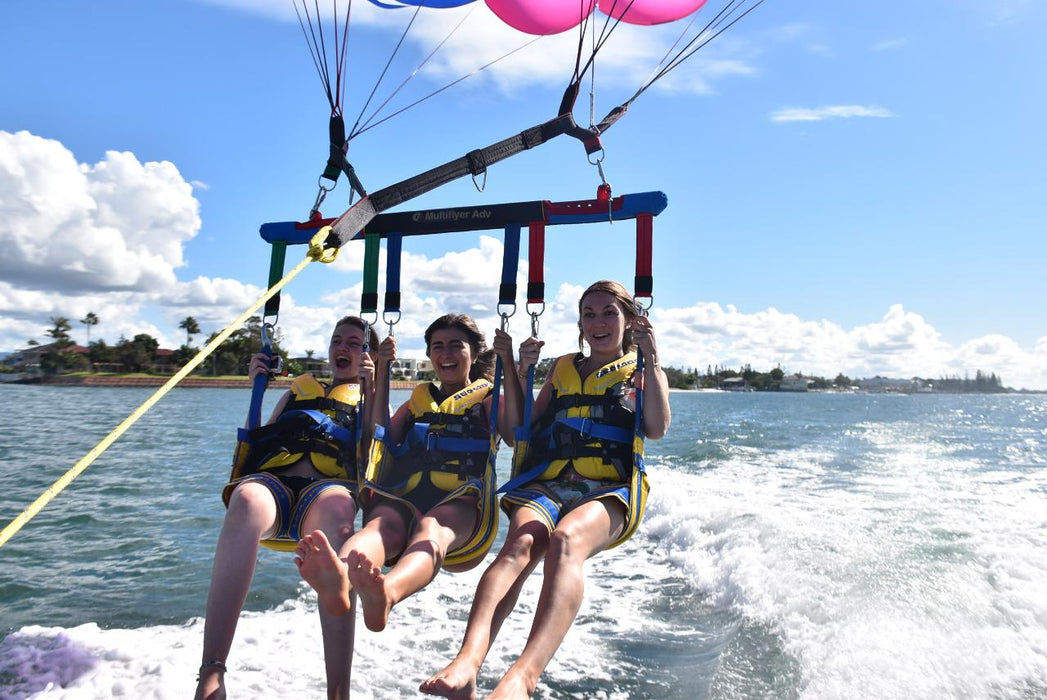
[321, 115, 367, 199]
[328, 112, 586, 246]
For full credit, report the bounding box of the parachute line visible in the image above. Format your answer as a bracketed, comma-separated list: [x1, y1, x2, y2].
[295, 0, 354, 116]
[351, 4, 478, 140]
[349, 3, 423, 139]
[349, 36, 542, 141]
[639, 0, 767, 97]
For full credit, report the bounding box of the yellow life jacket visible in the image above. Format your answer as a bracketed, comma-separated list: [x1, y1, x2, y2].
[528, 352, 639, 481]
[366, 378, 494, 492]
[230, 374, 362, 483]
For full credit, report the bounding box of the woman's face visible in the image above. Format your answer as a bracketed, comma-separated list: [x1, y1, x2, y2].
[580, 290, 626, 357]
[427, 327, 475, 388]
[328, 323, 367, 380]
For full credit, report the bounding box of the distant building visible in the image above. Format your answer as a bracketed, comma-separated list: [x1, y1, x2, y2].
[779, 376, 812, 392]
[720, 377, 751, 391]
[392, 358, 432, 380]
[858, 376, 930, 393]
[6, 342, 88, 372]
[293, 356, 330, 377]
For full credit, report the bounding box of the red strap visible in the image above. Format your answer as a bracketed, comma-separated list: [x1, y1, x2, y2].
[635, 213, 653, 298]
[527, 221, 546, 304]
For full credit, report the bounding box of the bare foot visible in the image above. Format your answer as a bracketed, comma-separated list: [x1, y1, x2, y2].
[295, 530, 352, 616]
[194, 666, 226, 700]
[487, 671, 533, 700]
[347, 549, 393, 632]
[419, 657, 479, 699]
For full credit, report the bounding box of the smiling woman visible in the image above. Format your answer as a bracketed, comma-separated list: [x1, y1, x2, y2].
[292, 312, 527, 683]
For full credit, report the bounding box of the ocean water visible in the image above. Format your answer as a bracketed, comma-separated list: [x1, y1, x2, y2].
[1, 385, 1046, 699]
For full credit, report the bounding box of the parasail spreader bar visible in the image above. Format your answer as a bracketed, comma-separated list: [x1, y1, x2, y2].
[260, 191, 667, 245]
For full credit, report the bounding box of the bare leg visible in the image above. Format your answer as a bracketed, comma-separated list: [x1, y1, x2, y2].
[301, 488, 358, 700]
[487, 500, 626, 699]
[420, 507, 550, 699]
[195, 482, 279, 700]
[353, 499, 475, 632]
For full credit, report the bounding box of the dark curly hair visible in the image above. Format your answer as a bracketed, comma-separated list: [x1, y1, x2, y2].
[424, 313, 495, 382]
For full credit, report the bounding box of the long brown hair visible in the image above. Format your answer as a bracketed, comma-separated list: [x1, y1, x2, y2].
[424, 313, 495, 382]
[577, 280, 638, 354]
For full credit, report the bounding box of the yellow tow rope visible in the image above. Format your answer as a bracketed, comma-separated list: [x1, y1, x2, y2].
[0, 228, 339, 549]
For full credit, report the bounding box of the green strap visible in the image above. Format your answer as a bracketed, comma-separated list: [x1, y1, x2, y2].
[264, 240, 288, 318]
[361, 230, 381, 317]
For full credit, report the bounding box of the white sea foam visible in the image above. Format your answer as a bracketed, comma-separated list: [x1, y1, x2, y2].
[640, 419, 1047, 700]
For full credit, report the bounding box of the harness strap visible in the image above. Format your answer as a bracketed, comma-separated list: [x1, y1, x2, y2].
[499, 224, 520, 311]
[329, 113, 583, 245]
[361, 229, 381, 320]
[553, 417, 633, 445]
[635, 212, 653, 301]
[384, 231, 403, 325]
[527, 221, 546, 306]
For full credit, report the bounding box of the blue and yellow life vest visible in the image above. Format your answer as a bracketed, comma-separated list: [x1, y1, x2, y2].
[367, 378, 494, 492]
[525, 352, 640, 482]
[229, 374, 362, 486]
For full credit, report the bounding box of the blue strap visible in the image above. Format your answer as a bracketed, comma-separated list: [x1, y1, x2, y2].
[247, 338, 274, 431]
[499, 225, 520, 308]
[555, 416, 633, 445]
[384, 231, 403, 319]
[634, 348, 646, 474]
[499, 364, 538, 494]
[269, 409, 356, 446]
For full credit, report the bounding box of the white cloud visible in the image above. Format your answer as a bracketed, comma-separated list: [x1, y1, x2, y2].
[0, 131, 269, 353]
[771, 105, 896, 123]
[0, 131, 200, 293]
[653, 301, 1047, 390]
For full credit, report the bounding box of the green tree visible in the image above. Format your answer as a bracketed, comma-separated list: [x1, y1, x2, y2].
[88, 339, 117, 366]
[170, 344, 198, 368]
[80, 312, 100, 345]
[179, 316, 201, 347]
[46, 316, 73, 346]
[203, 316, 285, 376]
[117, 333, 160, 373]
[41, 317, 76, 373]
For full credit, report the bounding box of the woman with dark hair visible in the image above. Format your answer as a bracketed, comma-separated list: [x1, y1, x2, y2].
[422, 281, 671, 699]
[295, 314, 530, 635]
[196, 315, 378, 700]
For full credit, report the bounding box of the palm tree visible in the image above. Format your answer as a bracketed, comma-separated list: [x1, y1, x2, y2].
[179, 316, 201, 346]
[47, 317, 72, 346]
[81, 312, 100, 345]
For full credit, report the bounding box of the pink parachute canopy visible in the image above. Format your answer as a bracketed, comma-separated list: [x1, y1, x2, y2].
[598, 0, 707, 26]
[486, 0, 706, 35]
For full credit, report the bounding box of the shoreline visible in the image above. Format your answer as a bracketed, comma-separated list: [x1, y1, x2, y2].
[2, 375, 420, 390]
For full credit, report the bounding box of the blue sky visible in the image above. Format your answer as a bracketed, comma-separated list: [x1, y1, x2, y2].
[2, 0, 1045, 389]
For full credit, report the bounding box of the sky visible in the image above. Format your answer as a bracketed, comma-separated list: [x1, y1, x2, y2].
[1, 0, 1045, 389]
